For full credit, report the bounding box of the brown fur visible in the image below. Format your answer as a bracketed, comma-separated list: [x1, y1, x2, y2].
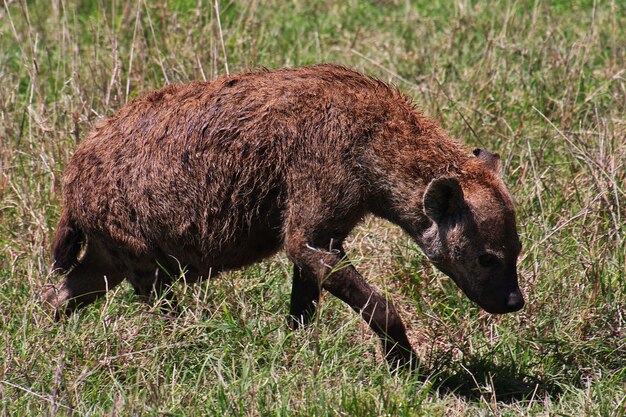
[43, 65, 524, 368]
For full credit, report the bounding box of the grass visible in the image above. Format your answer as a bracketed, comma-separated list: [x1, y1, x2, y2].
[1, 0, 625, 415]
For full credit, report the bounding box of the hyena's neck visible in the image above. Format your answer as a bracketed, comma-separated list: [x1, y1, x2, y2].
[361, 121, 472, 241]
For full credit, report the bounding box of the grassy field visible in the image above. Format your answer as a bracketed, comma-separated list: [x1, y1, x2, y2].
[1, 0, 624, 415]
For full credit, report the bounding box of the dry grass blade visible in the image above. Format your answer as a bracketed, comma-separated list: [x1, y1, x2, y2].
[0, 1, 624, 415]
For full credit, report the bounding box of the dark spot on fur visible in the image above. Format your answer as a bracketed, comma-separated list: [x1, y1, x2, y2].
[224, 78, 238, 88]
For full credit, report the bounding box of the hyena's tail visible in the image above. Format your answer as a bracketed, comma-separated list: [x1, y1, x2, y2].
[51, 208, 84, 274]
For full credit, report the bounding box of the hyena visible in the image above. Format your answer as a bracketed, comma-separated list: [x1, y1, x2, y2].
[43, 65, 524, 367]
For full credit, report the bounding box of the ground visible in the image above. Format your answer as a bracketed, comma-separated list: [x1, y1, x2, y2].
[0, 1, 624, 415]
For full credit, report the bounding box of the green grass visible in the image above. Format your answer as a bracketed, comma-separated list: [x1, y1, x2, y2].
[1, 0, 625, 415]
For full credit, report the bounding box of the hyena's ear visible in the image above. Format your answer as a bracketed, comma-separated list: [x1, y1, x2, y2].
[473, 148, 501, 174]
[423, 177, 464, 224]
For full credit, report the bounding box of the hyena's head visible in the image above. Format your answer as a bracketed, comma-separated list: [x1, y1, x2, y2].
[421, 149, 524, 314]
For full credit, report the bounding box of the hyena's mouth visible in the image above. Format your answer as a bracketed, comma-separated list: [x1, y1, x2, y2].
[476, 288, 525, 314]
[443, 272, 524, 314]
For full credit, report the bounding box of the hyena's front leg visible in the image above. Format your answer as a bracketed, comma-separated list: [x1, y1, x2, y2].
[321, 249, 416, 369]
[286, 234, 416, 369]
[289, 266, 321, 329]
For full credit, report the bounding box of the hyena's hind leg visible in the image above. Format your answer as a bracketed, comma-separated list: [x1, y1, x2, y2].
[126, 258, 181, 314]
[42, 239, 125, 319]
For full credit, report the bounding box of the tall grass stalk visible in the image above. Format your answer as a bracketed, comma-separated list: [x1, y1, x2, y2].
[1, 0, 624, 415]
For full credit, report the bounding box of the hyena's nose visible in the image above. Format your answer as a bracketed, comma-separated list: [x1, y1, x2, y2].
[506, 290, 525, 312]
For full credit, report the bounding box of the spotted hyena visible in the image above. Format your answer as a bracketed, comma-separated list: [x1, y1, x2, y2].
[43, 65, 524, 367]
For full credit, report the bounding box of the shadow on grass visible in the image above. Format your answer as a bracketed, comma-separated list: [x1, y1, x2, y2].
[424, 358, 563, 403]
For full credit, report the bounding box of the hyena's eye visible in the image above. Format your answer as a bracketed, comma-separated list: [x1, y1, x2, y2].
[478, 253, 500, 268]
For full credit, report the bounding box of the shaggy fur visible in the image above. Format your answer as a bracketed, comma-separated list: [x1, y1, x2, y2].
[43, 65, 524, 367]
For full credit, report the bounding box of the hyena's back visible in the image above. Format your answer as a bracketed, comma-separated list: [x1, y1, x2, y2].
[56, 65, 396, 277]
